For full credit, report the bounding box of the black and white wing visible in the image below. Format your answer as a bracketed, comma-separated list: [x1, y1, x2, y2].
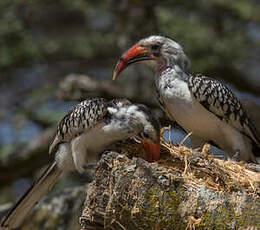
[49, 98, 131, 154]
[49, 98, 108, 154]
[188, 74, 260, 146]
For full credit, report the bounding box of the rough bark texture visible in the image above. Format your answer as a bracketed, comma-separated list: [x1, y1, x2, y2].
[80, 151, 260, 230]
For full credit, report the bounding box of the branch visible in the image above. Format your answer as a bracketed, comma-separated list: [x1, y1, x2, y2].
[57, 73, 159, 108]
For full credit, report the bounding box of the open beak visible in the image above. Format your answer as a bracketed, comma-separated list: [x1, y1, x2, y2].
[141, 140, 160, 163]
[112, 44, 152, 80]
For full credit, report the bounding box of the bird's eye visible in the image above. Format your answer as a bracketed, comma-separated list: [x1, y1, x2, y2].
[151, 44, 160, 50]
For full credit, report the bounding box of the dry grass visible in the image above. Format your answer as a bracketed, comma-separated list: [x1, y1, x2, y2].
[160, 137, 260, 195]
[121, 129, 260, 196]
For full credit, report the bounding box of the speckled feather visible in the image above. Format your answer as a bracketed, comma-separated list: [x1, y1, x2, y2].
[49, 98, 130, 154]
[188, 74, 260, 145]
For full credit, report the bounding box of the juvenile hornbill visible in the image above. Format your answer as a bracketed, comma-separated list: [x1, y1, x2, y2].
[1, 98, 160, 229]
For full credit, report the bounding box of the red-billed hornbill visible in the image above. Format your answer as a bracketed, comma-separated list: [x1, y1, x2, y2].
[112, 35, 260, 163]
[1, 98, 160, 229]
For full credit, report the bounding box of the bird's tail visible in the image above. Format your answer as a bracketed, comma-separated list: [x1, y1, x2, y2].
[0, 162, 62, 229]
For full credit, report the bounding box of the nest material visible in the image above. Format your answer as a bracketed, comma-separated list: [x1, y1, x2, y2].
[119, 130, 260, 196]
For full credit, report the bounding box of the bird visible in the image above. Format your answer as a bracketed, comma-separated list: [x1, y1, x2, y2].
[1, 97, 160, 229]
[112, 35, 260, 164]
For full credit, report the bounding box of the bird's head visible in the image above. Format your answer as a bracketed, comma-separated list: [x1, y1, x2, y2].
[135, 104, 161, 163]
[107, 103, 160, 162]
[113, 35, 189, 80]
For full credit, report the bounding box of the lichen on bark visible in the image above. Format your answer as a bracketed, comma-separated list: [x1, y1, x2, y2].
[80, 146, 260, 230]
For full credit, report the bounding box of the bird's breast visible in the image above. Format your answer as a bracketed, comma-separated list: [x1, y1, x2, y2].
[77, 123, 116, 154]
[157, 76, 193, 109]
[157, 76, 222, 136]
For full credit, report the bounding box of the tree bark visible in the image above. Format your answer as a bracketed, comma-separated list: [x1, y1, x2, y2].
[80, 147, 260, 230]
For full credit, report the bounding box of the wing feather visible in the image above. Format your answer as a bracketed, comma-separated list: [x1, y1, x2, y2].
[188, 74, 260, 145]
[49, 98, 109, 154]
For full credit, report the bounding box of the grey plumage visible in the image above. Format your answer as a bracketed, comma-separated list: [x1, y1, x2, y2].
[1, 97, 160, 229]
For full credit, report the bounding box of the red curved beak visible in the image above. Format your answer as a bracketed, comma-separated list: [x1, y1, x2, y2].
[141, 140, 160, 163]
[112, 44, 152, 80]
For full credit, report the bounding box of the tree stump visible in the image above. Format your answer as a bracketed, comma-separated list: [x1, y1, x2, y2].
[80, 142, 260, 230]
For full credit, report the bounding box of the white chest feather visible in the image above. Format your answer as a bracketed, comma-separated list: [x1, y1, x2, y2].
[70, 120, 133, 172]
[157, 72, 193, 119]
[157, 71, 223, 136]
[159, 77, 192, 103]
[72, 122, 123, 157]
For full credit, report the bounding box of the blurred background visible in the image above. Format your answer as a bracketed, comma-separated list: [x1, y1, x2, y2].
[0, 0, 259, 208]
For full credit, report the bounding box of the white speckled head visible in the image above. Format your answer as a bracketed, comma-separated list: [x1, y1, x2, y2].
[107, 103, 160, 144]
[106, 103, 161, 162]
[139, 35, 183, 51]
[138, 35, 189, 71]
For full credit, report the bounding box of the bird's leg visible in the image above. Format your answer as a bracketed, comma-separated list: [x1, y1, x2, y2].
[71, 137, 88, 173]
[83, 150, 113, 170]
[190, 136, 206, 150]
[231, 150, 241, 162]
[168, 125, 174, 146]
[179, 132, 193, 146]
[83, 162, 98, 170]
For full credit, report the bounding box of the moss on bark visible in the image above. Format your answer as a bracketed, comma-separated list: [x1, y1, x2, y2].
[80, 152, 260, 230]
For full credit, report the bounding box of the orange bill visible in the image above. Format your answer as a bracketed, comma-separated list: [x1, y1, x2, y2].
[141, 140, 160, 163]
[112, 44, 151, 80]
